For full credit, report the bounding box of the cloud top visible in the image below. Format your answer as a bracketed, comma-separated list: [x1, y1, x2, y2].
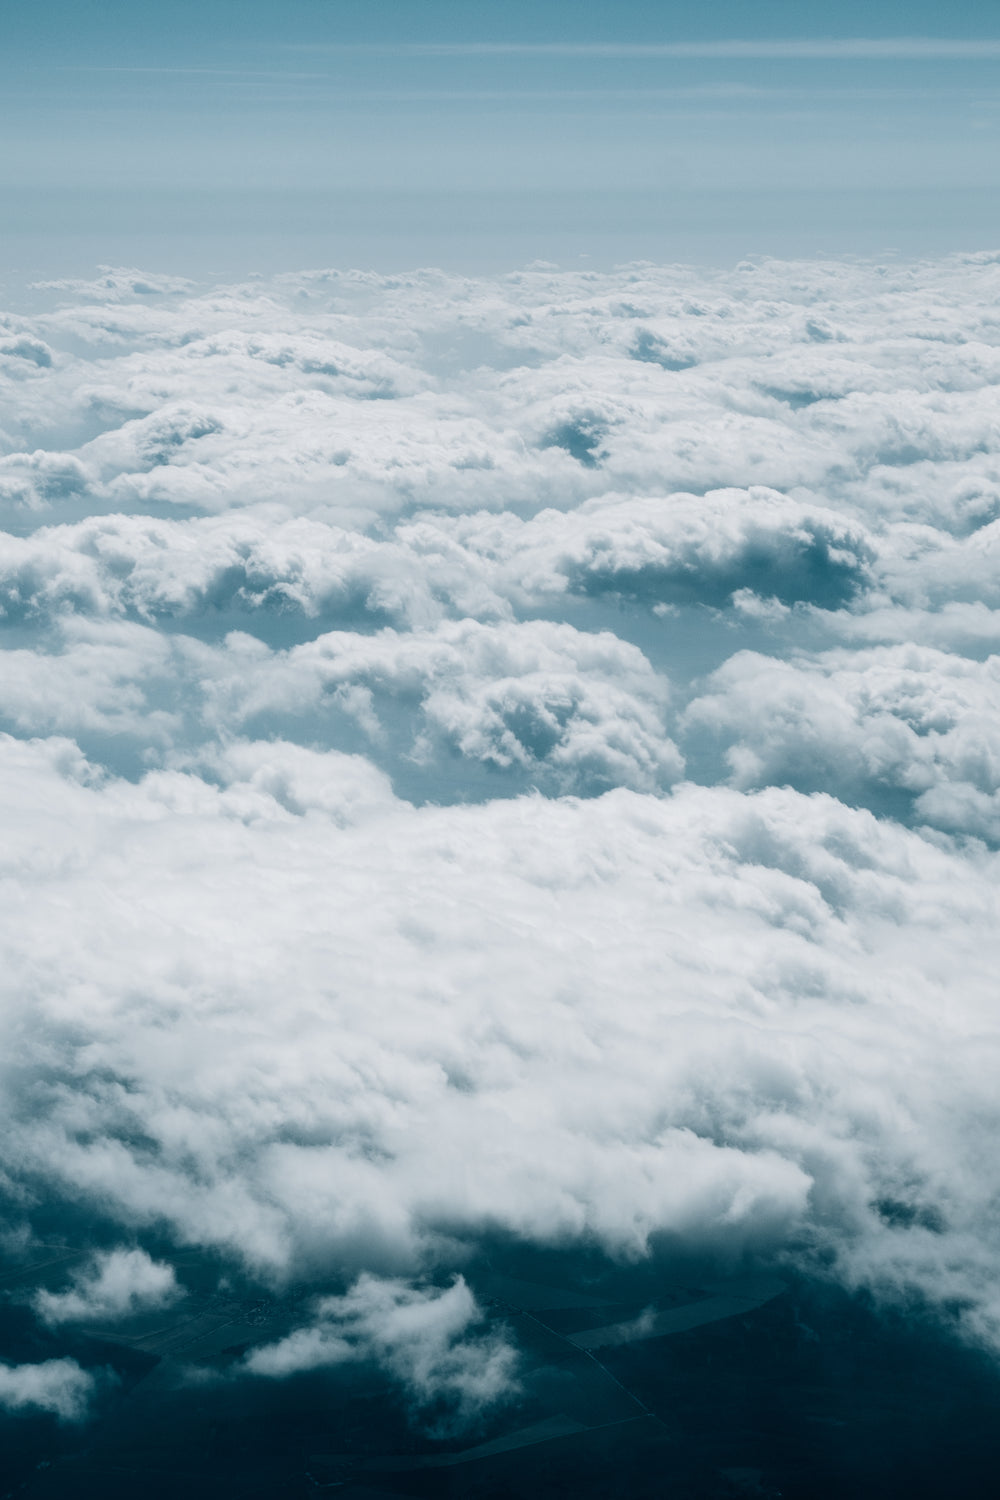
[3, 253, 1000, 1405]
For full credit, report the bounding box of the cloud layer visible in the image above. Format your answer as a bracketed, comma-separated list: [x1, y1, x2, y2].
[3, 253, 1000, 1407]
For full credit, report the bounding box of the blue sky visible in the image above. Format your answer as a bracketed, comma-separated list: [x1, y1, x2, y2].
[4, 1, 1000, 275]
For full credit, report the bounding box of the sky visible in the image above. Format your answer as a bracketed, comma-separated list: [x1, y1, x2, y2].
[3, 0, 1000, 277]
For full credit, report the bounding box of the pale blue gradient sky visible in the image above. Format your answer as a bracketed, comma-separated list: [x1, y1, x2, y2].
[3, 1, 1000, 280]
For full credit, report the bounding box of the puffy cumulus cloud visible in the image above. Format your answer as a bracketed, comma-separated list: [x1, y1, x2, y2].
[0, 490, 872, 636]
[0, 617, 677, 796]
[32, 1247, 179, 1327]
[0, 250, 996, 531]
[3, 254, 1000, 1395]
[408, 487, 874, 611]
[205, 618, 681, 795]
[245, 1275, 517, 1429]
[200, 739, 398, 826]
[0, 450, 92, 510]
[3, 252, 1000, 639]
[684, 644, 1000, 839]
[0, 617, 184, 745]
[0, 511, 485, 633]
[32, 266, 197, 302]
[0, 336, 53, 371]
[0, 735, 999, 1348]
[0, 1359, 96, 1421]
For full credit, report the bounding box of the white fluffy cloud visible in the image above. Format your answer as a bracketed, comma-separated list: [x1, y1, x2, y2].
[3, 252, 998, 533]
[0, 1359, 96, 1421]
[685, 644, 1000, 822]
[204, 617, 681, 794]
[1, 735, 999, 1350]
[3, 254, 1000, 1402]
[246, 1275, 517, 1428]
[33, 1248, 179, 1327]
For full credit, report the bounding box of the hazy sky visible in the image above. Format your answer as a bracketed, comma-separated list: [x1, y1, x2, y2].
[4, 0, 1000, 276]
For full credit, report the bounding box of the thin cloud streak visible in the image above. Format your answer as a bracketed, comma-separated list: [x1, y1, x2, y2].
[283, 38, 1000, 61]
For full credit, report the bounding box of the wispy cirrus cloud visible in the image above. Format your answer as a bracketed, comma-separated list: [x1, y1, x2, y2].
[286, 38, 1000, 60]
